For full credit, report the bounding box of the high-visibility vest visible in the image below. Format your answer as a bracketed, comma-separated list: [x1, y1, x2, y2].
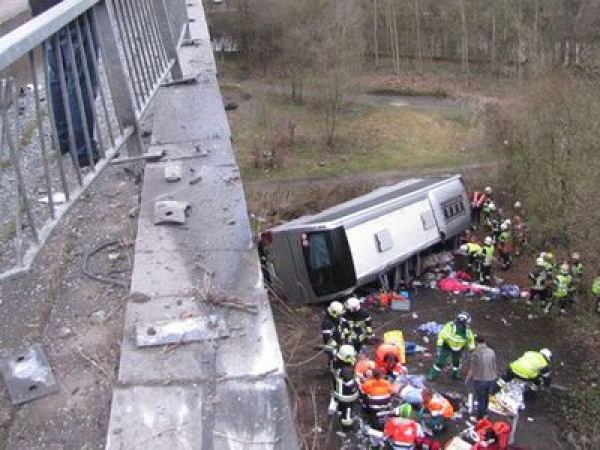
[592, 277, 600, 296]
[482, 244, 494, 265]
[553, 273, 572, 298]
[425, 393, 454, 419]
[384, 417, 421, 445]
[466, 243, 483, 257]
[510, 351, 548, 380]
[471, 191, 487, 208]
[437, 322, 475, 352]
[572, 262, 584, 278]
[362, 378, 392, 412]
[375, 342, 403, 366]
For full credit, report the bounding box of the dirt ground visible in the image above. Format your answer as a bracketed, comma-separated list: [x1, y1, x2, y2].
[0, 162, 141, 449]
[273, 270, 576, 450]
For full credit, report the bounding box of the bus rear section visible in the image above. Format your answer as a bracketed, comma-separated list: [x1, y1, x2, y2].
[259, 226, 357, 304]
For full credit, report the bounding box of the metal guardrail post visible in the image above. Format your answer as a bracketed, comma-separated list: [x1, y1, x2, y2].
[168, 0, 190, 44]
[152, 0, 183, 81]
[93, 1, 142, 156]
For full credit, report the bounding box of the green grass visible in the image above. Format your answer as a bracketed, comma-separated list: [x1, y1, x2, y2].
[229, 89, 482, 182]
[366, 86, 449, 98]
[0, 221, 16, 241]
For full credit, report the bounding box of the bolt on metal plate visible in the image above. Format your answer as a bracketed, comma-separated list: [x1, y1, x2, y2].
[135, 315, 229, 347]
[0, 344, 59, 405]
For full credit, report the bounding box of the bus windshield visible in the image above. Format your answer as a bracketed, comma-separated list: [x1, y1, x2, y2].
[301, 228, 356, 297]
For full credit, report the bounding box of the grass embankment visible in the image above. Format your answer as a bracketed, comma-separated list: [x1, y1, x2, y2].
[226, 85, 484, 182]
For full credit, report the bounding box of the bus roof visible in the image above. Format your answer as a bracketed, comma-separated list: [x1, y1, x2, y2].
[270, 175, 459, 231]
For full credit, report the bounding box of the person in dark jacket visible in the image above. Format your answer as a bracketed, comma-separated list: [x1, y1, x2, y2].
[29, 0, 100, 167]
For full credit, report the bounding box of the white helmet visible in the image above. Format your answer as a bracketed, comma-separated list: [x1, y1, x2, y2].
[540, 348, 552, 361]
[327, 301, 344, 318]
[514, 201, 522, 209]
[484, 186, 493, 195]
[500, 223, 508, 231]
[504, 219, 511, 226]
[571, 252, 580, 261]
[338, 344, 356, 363]
[345, 296, 361, 312]
[487, 202, 496, 211]
[460, 244, 468, 253]
[456, 311, 472, 325]
[536, 257, 545, 266]
[484, 236, 493, 246]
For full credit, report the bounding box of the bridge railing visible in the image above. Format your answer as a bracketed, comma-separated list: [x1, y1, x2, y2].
[0, 0, 187, 280]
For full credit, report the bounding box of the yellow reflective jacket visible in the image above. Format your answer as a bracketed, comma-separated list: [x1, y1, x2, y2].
[510, 351, 548, 380]
[437, 322, 475, 352]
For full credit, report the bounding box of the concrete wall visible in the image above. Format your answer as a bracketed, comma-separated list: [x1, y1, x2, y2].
[105, 1, 299, 448]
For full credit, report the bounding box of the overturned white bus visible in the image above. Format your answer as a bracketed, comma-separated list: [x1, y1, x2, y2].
[259, 175, 471, 304]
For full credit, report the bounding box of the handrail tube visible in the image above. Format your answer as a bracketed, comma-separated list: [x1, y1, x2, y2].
[0, 0, 100, 71]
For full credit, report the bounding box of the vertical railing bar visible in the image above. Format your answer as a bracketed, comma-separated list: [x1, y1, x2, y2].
[54, 31, 84, 185]
[110, 0, 143, 111]
[139, 0, 165, 76]
[130, 0, 159, 87]
[42, 38, 70, 202]
[120, 0, 151, 99]
[66, 22, 96, 171]
[29, 50, 55, 218]
[5, 78, 40, 245]
[94, 1, 143, 157]
[151, 0, 183, 80]
[145, 0, 168, 70]
[75, 16, 105, 158]
[83, 10, 118, 142]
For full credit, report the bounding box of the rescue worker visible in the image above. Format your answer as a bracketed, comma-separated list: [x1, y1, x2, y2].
[497, 223, 512, 270]
[570, 252, 584, 292]
[375, 341, 404, 380]
[482, 201, 497, 232]
[547, 263, 573, 314]
[512, 215, 527, 257]
[322, 301, 345, 360]
[427, 312, 475, 381]
[332, 365, 359, 432]
[542, 252, 556, 275]
[513, 200, 523, 215]
[500, 348, 552, 389]
[470, 189, 488, 228]
[328, 344, 357, 414]
[481, 237, 495, 284]
[355, 354, 376, 383]
[460, 242, 483, 280]
[484, 186, 494, 203]
[528, 257, 551, 307]
[341, 296, 374, 354]
[362, 368, 394, 429]
[591, 276, 600, 314]
[419, 389, 455, 434]
[383, 404, 430, 450]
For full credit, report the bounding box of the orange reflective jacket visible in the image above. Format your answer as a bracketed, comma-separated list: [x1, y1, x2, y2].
[424, 393, 454, 419]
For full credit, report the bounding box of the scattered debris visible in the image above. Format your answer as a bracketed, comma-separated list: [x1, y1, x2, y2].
[90, 310, 109, 325]
[164, 161, 183, 182]
[153, 200, 190, 225]
[189, 174, 202, 185]
[39, 192, 66, 204]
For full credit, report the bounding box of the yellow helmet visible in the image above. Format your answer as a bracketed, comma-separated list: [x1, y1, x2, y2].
[545, 252, 554, 263]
